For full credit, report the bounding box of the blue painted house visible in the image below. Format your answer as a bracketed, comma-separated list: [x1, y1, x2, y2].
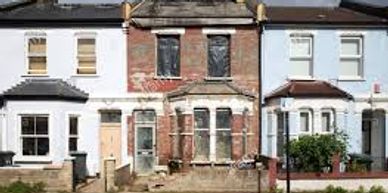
[258, 1, 388, 170]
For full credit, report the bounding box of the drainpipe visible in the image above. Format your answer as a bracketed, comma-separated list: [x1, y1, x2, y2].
[256, 3, 266, 156]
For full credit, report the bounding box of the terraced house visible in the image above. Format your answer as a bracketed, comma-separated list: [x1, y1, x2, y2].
[127, 0, 260, 174]
[0, 0, 127, 177]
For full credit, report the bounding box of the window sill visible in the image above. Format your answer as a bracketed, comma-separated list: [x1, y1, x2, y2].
[71, 74, 100, 78]
[21, 74, 49, 78]
[287, 76, 315, 81]
[205, 77, 233, 81]
[337, 76, 365, 81]
[14, 156, 52, 163]
[153, 76, 182, 80]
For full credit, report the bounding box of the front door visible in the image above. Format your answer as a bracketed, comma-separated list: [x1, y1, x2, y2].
[135, 126, 155, 174]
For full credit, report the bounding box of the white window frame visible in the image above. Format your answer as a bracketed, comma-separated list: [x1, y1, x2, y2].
[25, 33, 48, 76]
[19, 114, 50, 158]
[339, 36, 363, 80]
[75, 32, 97, 76]
[68, 115, 80, 152]
[299, 109, 313, 134]
[321, 109, 335, 133]
[289, 34, 313, 79]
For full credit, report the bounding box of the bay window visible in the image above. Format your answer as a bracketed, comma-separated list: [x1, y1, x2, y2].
[21, 115, 49, 156]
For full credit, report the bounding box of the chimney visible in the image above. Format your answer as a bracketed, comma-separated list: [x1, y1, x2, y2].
[256, 3, 267, 22]
[122, 1, 132, 21]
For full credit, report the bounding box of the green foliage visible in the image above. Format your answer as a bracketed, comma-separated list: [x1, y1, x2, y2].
[288, 131, 348, 172]
[368, 186, 385, 193]
[0, 181, 46, 193]
[354, 186, 366, 193]
[325, 185, 348, 193]
[269, 185, 284, 193]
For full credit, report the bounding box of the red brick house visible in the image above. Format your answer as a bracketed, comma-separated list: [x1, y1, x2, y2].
[126, 0, 259, 174]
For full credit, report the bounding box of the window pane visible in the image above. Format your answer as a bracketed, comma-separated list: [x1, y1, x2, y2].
[216, 109, 231, 129]
[135, 111, 155, 123]
[29, 57, 47, 74]
[290, 59, 311, 76]
[157, 36, 180, 77]
[22, 138, 36, 155]
[78, 57, 96, 67]
[78, 39, 95, 55]
[101, 111, 121, 123]
[194, 130, 210, 161]
[290, 38, 311, 56]
[29, 38, 46, 54]
[137, 127, 153, 150]
[208, 35, 230, 77]
[194, 109, 210, 129]
[341, 38, 360, 55]
[322, 112, 331, 132]
[216, 130, 232, 160]
[36, 117, 48, 135]
[300, 112, 309, 132]
[37, 138, 49, 156]
[70, 117, 78, 135]
[22, 117, 35, 135]
[340, 59, 360, 76]
[69, 138, 78, 151]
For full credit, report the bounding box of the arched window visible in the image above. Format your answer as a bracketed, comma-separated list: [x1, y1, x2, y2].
[321, 108, 335, 133]
[299, 108, 313, 134]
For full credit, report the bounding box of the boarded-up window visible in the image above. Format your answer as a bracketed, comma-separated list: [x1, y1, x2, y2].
[208, 35, 230, 78]
[157, 36, 180, 77]
[77, 38, 96, 74]
[21, 115, 49, 156]
[216, 109, 232, 160]
[28, 38, 47, 75]
[69, 116, 79, 151]
[194, 109, 210, 161]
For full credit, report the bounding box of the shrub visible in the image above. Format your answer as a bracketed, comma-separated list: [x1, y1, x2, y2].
[369, 186, 385, 193]
[0, 181, 46, 193]
[288, 131, 348, 172]
[325, 185, 348, 193]
[354, 186, 366, 193]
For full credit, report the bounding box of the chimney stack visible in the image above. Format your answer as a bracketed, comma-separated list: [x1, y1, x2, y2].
[122, 1, 132, 21]
[256, 3, 267, 22]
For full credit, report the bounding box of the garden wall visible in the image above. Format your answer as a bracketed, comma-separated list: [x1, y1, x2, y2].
[0, 159, 73, 192]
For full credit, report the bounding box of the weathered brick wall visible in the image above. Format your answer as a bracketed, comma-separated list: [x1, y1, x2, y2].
[0, 160, 73, 192]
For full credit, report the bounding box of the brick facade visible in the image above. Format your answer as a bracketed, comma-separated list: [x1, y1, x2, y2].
[127, 26, 259, 169]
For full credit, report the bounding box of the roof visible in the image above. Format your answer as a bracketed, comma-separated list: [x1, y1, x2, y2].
[131, 0, 256, 27]
[260, 6, 387, 25]
[167, 81, 256, 99]
[3, 79, 89, 102]
[265, 80, 353, 101]
[0, 0, 123, 26]
[341, 1, 388, 20]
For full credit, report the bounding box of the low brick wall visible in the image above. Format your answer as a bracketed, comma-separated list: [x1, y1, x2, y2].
[149, 166, 270, 192]
[0, 160, 73, 192]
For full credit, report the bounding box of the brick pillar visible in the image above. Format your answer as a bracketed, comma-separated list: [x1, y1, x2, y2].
[170, 114, 179, 159]
[268, 158, 278, 189]
[127, 116, 134, 157]
[232, 113, 244, 160]
[104, 157, 116, 192]
[63, 158, 75, 192]
[332, 153, 341, 177]
[181, 113, 193, 171]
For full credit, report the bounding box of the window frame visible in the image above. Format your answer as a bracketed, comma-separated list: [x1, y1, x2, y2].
[193, 108, 211, 161]
[76, 34, 97, 75]
[25, 34, 48, 76]
[68, 115, 79, 152]
[100, 110, 122, 125]
[215, 108, 232, 161]
[321, 109, 335, 133]
[20, 114, 50, 157]
[289, 34, 314, 79]
[339, 36, 364, 80]
[299, 109, 313, 134]
[155, 35, 181, 79]
[207, 35, 231, 79]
